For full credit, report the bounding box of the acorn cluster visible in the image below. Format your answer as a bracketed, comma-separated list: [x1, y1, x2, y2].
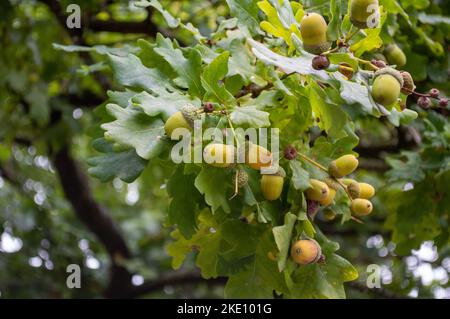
[302, 154, 376, 219]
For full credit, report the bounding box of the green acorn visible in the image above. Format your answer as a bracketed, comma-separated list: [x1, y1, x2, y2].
[300, 13, 331, 55]
[164, 104, 199, 140]
[371, 68, 403, 108]
[350, 0, 380, 29]
[385, 44, 407, 67]
[261, 168, 285, 201]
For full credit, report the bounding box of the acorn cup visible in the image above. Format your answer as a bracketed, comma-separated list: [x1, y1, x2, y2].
[232, 168, 249, 189]
[400, 71, 416, 95]
[290, 239, 322, 265]
[300, 13, 331, 55]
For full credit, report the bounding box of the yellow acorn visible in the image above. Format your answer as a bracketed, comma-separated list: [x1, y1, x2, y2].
[260, 168, 285, 201]
[203, 143, 236, 168]
[323, 209, 337, 221]
[329, 155, 359, 178]
[359, 183, 376, 199]
[319, 188, 336, 207]
[306, 179, 330, 201]
[351, 199, 373, 216]
[245, 143, 273, 171]
[342, 178, 357, 186]
[290, 239, 322, 265]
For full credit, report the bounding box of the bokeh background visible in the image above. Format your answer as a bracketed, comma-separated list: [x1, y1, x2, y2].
[0, 0, 449, 299]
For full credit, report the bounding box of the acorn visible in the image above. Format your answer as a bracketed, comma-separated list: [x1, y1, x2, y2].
[359, 183, 376, 199]
[164, 104, 199, 140]
[232, 168, 249, 188]
[385, 44, 407, 67]
[342, 178, 357, 186]
[245, 143, 273, 170]
[329, 155, 359, 178]
[290, 239, 322, 265]
[300, 13, 331, 55]
[323, 208, 337, 221]
[319, 188, 336, 207]
[260, 168, 285, 201]
[203, 143, 236, 168]
[371, 67, 403, 108]
[400, 71, 416, 95]
[351, 199, 373, 216]
[306, 179, 330, 201]
[312, 55, 330, 70]
[350, 0, 380, 29]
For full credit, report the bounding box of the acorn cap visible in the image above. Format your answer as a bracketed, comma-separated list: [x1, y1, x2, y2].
[303, 42, 331, 55]
[347, 182, 361, 199]
[233, 168, 249, 188]
[181, 104, 200, 128]
[350, 17, 370, 30]
[400, 71, 416, 95]
[324, 178, 341, 191]
[374, 67, 404, 87]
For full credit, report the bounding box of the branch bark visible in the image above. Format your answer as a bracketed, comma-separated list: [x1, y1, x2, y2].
[125, 271, 226, 298]
[52, 146, 132, 298]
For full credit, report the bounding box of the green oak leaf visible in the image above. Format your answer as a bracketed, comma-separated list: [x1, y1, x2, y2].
[248, 38, 330, 79]
[87, 138, 147, 183]
[289, 161, 311, 191]
[131, 90, 201, 120]
[201, 52, 236, 105]
[194, 167, 231, 214]
[272, 212, 297, 272]
[101, 104, 166, 160]
[108, 53, 173, 92]
[226, 0, 261, 36]
[153, 34, 204, 96]
[230, 106, 271, 128]
[167, 167, 202, 239]
[225, 229, 288, 298]
[289, 254, 358, 299]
